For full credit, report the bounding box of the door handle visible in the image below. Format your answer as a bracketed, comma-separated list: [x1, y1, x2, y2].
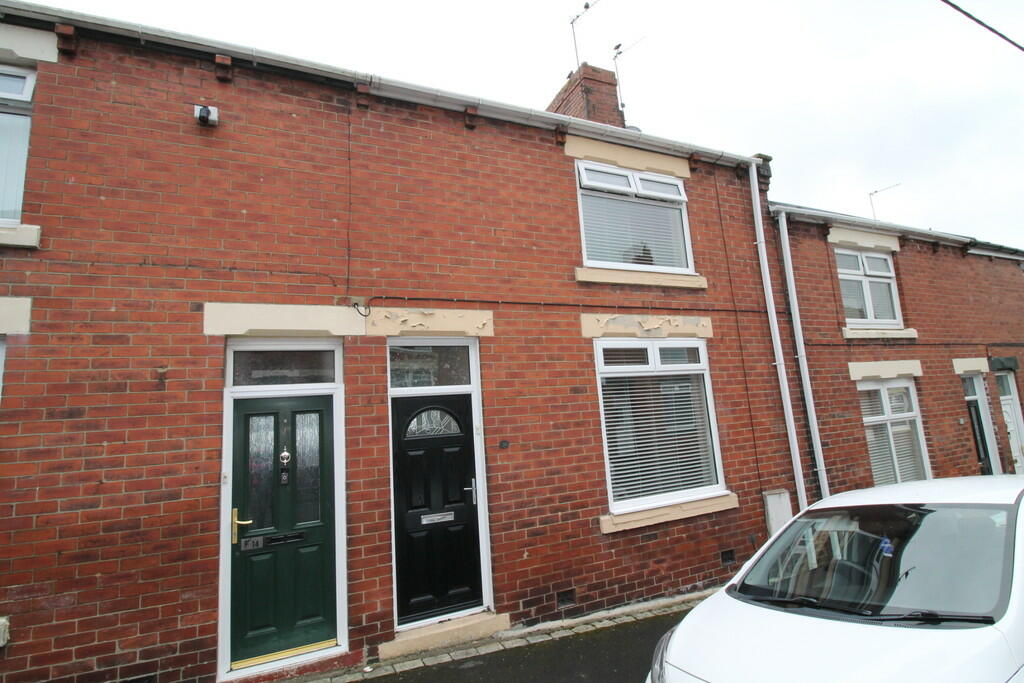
[463, 478, 477, 506]
[232, 507, 253, 544]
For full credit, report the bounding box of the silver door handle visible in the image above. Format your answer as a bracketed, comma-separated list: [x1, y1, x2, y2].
[463, 478, 477, 506]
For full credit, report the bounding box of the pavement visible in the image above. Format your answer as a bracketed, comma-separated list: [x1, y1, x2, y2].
[288, 591, 711, 683]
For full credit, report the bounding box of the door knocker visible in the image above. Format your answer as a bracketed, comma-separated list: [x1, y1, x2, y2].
[279, 449, 291, 485]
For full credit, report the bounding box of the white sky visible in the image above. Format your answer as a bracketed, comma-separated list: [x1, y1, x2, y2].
[36, 0, 1024, 248]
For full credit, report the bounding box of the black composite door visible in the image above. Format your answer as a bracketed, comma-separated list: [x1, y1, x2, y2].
[392, 393, 482, 624]
[231, 395, 336, 666]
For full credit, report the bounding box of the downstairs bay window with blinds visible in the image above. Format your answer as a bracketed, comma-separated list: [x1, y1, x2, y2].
[857, 377, 931, 485]
[594, 338, 725, 515]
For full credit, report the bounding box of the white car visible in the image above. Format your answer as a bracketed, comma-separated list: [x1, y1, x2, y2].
[648, 476, 1024, 682]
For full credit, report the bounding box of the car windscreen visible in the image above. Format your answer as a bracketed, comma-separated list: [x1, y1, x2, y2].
[734, 503, 1015, 623]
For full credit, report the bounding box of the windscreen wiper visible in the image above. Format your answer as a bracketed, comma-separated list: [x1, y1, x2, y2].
[868, 610, 994, 624]
[746, 594, 869, 616]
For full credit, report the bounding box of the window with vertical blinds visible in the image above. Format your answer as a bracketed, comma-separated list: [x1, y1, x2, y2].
[595, 339, 724, 514]
[857, 378, 929, 486]
[576, 160, 693, 275]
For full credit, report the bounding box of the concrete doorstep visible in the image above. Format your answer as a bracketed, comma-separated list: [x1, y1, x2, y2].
[295, 588, 714, 682]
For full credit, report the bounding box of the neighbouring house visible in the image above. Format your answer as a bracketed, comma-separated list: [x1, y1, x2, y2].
[1, 3, 1023, 683]
[771, 203, 1024, 493]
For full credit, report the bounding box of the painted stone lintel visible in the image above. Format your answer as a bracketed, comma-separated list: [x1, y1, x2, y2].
[564, 135, 691, 178]
[953, 357, 991, 375]
[368, 308, 494, 337]
[0, 23, 59, 63]
[581, 313, 712, 339]
[828, 226, 900, 252]
[203, 303, 366, 337]
[848, 359, 923, 381]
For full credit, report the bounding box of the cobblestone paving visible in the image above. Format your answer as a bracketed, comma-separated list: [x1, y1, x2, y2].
[290, 591, 709, 683]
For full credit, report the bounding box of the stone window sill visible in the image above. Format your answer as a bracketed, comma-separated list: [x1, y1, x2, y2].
[575, 266, 708, 289]
[0, 223, 40, 249]
[842, 327, 918, 340]
[599, 491, 738, 534]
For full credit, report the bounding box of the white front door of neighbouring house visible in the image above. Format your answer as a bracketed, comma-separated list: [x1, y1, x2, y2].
[961, 374, 1001, 475]
[996, 372, 1024, 472]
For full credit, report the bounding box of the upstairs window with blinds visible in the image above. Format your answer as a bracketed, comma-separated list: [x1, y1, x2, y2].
[595, 339, 724, 514]
[576, 160, 693, 274]
[0, 64, 35, 224]
[857, 378, 930, 486]
[835, 248, 903, 328]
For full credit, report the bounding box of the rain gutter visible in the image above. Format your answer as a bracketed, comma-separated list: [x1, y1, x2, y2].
[0, 0, 758, 168]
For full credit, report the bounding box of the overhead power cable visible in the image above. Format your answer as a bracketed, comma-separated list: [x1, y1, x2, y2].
[937, 0, 1024, 54]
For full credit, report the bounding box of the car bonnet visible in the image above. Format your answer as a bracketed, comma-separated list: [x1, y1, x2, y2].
[665, 590, 1017, 683]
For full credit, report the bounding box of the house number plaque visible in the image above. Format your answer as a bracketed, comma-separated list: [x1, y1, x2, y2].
[240, 536, 264, 551]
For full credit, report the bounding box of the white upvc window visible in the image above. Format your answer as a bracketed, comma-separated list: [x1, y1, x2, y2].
[835, 248, 903, 328]
[0, 64, 35, 225]
[576, 160, 694, 275]
[594, 338, 725, 515]
[857, 377, 931, 485]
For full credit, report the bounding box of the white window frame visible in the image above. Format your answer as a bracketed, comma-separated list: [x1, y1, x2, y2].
[857, 377, 932, 484]
[0, 336, 6, 401]
[961, 372, 1002, 474]
[834, 248, 904, 329]
[0, 64, 36, 103]
[0, 64, 35, 228]
[594, 338, 726, 515]
[576, 160, 695, 276]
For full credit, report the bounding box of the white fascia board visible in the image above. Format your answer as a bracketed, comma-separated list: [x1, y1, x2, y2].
[0, 0, 758, 169]
[769, 202, 970, 247]
[968, 247, 1024, 262]
[0, 1, 375, 81]
[771, 202, 1024, 261]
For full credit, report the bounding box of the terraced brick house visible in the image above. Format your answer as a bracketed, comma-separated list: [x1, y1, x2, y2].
[770, 203, 1024, 495]
[1, 3, 1022, 682]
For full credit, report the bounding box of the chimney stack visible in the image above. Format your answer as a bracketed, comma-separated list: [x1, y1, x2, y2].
[546, 63, 625, 128]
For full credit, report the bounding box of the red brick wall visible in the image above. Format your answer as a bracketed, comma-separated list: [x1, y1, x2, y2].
[784, 218, 1024, 493]
[1, 31, 803, 682]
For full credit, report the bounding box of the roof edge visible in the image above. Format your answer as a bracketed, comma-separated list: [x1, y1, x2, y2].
[770, 201, 1024, 259]
[0, 0, 759, 167]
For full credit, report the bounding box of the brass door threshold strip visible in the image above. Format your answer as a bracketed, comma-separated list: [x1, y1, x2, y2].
[231, 639, 337, 670]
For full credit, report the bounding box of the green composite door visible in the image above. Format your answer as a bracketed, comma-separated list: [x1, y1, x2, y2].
[231, 395, 336, 666]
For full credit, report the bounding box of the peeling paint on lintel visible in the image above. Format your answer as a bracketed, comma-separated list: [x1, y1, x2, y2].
[368, 308, 494, 337]
[580, 313, 712, 339]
